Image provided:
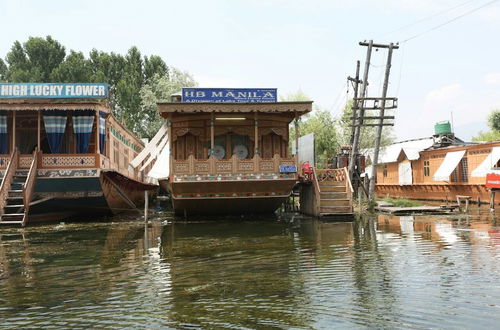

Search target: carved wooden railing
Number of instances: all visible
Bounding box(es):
[0,148,19,217]
[172,154,297,175]
[39,153,98,168]
[22,148,39,226]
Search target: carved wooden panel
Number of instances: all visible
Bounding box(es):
[41,155,96,168]
[186,134,195,157]
[262,134,272,158]
[19,156,33,169]
[259,161,274,172]
[272,134,281,157]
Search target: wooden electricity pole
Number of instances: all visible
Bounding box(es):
[348,60,361,145]
[348,40,373,179]
[369,43,396,199]
[347,40,399,201]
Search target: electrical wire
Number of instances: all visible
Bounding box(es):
[400,0,500,43]
[376,0,479,39]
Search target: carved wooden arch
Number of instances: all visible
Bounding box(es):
[260,128,288,141]
[172,127,204,141]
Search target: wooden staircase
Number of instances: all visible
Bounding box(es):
[313,167,354,217]
[0,149,39,226]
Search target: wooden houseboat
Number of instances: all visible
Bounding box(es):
[156,88,312,215]
[371,128,500,204]
[0,83,156,226]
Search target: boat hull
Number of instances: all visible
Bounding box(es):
[376,183,496,203]
[162,175,297,215]
[26,169,150,222]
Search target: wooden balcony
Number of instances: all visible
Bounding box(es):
[172,154,297,176]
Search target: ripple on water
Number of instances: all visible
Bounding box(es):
[1,215,500,328]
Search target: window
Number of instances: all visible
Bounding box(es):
[460,157,468,182]
[423,160,430,177]
[383,164,388,178]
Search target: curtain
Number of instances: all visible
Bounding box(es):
[99,112,106,154]
[43,110,68,154]
[0,111,8,154]
[73,110,95,154]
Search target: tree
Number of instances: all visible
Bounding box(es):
[472,109,500,142]
[6,36,65,82]
[50,51,92,82]
[139,69,197,138]
[0,59,6,81]
[488,110,500,131]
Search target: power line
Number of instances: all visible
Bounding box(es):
[376,0,479,38]
[400,0,500,43]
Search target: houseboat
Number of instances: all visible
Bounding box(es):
[0,83,156,226]
[369,122,500,204]
[156,88,312,215]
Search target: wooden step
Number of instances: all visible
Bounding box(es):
[320,205,353,214]
[2,213,24,216]
[320,192,347,199]
[319,185,345,192]
[9,190,23,193]
[5,204,25,208]
[0,220,23,225]
[320,199,351,206]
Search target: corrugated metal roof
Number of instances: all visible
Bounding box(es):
[362,138,435,164]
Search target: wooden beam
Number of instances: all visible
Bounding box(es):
[37,111,41,151]
[95,111,100,154]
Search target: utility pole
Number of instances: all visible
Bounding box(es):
[348,60,361,145]
[347,40,399,201]
[348,40,373,179]
[369,43,396,200]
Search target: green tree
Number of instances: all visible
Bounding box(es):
[50,51,92,82]
[488,110,500,131]
[472,109,500,142]
[6,36,65,82]
[0,58,6,81]
[139,69,197,138]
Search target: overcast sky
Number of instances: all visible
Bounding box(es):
[1,0,499,141]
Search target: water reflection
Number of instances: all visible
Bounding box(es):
[0,210,499,328]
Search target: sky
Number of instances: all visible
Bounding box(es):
[1,0,499,141]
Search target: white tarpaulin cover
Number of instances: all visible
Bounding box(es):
[398,161,412,185]
[471,146,500,177]
[147,144,170,180]
[433,150,465,181]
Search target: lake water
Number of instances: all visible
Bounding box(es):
[1,209,499,328]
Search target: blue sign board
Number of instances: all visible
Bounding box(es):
[279,165,297,173]
[182,88,277,103]
[0,83,109,99]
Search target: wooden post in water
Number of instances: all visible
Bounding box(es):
[490,190,496,212]
[144,190,149,222]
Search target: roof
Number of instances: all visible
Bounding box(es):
[157,101,313,116]
[0,101,111,113]
[363,137,435,164]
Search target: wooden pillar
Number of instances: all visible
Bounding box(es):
[167,120,172,175]
[294,112,299,159]
[95,111,100,154]
[37,110,41,151]
[12,111,16,152]
[254,112,259,156]
[210,113,215,156]
[490,190,496,211]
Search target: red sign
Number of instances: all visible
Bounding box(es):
[486,172,500,188]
